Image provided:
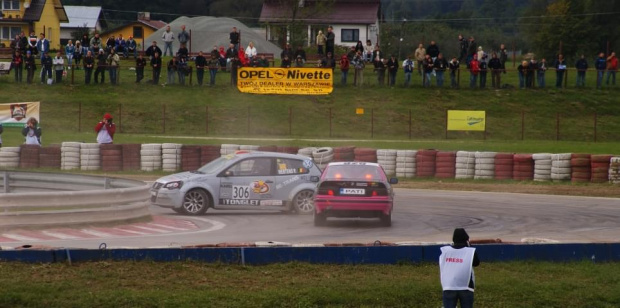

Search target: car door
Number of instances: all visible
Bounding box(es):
[273,157,312,203]
[217,157,276,208]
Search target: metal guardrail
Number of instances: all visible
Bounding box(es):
[0,171,151,229]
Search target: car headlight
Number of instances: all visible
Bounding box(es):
[163,181,183,189]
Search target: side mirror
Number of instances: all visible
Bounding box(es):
[310,176,320,183]
[389,178,398,184]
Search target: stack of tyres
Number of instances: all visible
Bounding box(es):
[39,146,61,169]
[312,147,334,170]
[416,150,438,177]
[376,149,397,176]
[396,150,417,178]
[121,144,141,171]
[220,144,240,156]
[61,142,80,170]
[240,145,260,151]
[354,148,377,162]
[570,154,591,183]
[19,144,40,169]
[277,146,299,155]
[100,144,123,172]
[494,153,514,180]
[532,153,552,181]
[513,154,534,180]
[455,151,475,179]
[257,145,277,152]
[435,151,456,179]
[140,143,162,171]
[181,145,202,171]
[200,145,221,165]
[0,147,20,168]
[591,155,612,183]
[551,153,572,181]
[162,143,182,172]
[609,157,620,184]
[297,147,316,159]
[80,143,101,171]
[333,146,355,162]
[474,152,496,180]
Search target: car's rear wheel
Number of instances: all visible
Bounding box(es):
[181,189,209,215]
[314,212,326,226]
[380,211,392,227]
[293,190,314,214]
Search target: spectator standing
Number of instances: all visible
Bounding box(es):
[135,53,146,83]
[245,42,257,63]
[74,41,83,69]
[479,54,488,88]
[19,32,28,54]
[94,49,106,84]
[22,117,42,145]
[177,55,188,86]
[422,54,434,87]
[427,41,440,62]
[281,44,294,61]
[466,37,477,66]
[162,26,175,57]
[145,41,162,60]
[449,58,460,88]
[95,113,116,144]
[207,52,219,86]
[127,36,137,59]
[230,55,241,86]
[316,30,326,55]
[355,41,364,54]
[230,27,240,50]
[575,54,589,87]
[195,51,206,86]
[595,52,606,89]
[364,40,373,62]
[12,50,23,83]
[24,51,36,84]
[458,34,468,62]
[37,33,50,79]
[90,33,102,54]
[178,25,190,48]
[10,34,21,53]
[439,228,480,308]
[476,46,485,64]
[518,60,528,89]
[294,46,306,64]
[488,52,502,89]
[469,54,480,89]
[325,26,335,55]
[555,54,567,88]
[527,57,537,88]
[40,51,53,85]
[537,58,547,88]
[387,55,398,87]
[434,53,448,87]
[281,55,291,68]
[353,52,365,86]
[225,44,238,72]
[339,55,350,85]
[65,40,75,69]
[27,31,38,55]
[414,44,426,76]
[81,33,90,56]
[607,52,618,86]
[375,58,386,86]
[372,45,384,68]
[219,46,227,69]
[116,34,127,58]
[151,52,162,84]
[177,43,189,61]
[52,51,64,83]
[105,35,115,53]
[167,56,177,85]
[402,55,414,87]
[107,49,120,85]
[499,44,508,73]
[83,50,94,84]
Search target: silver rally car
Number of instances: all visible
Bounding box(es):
[151,151,322,215]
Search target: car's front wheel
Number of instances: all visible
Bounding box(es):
[292,190,314,214]
[180,189,209,215]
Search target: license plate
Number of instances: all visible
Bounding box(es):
[340,188,365,195]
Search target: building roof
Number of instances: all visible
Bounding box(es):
[100,19,167,36]
[23,0,69,23]
[62,6,103,29]
[259,0,380,25]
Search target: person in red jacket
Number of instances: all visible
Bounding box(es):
[607,51,618,86]
[469,54,480,89]
[339,55,350,85]
[95,113,116,144]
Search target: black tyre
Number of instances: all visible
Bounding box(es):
[314,212,327,226]
[180,189,209,215]
[292,190,314,214]
[379,211,392,227]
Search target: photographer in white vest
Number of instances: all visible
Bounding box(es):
[439,228,480,308]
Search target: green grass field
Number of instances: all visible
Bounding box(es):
[0,261,617,307]
[1,58,619,155]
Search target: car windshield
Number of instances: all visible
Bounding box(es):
[197,157,231,174]
[323,165,384,181]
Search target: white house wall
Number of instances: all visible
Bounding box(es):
[331,24,379,47]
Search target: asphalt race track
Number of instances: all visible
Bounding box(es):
[3,189,619,249]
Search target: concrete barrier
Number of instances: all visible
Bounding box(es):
[0,171,151,229]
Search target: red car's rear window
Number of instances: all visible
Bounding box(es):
[323,165,385,181]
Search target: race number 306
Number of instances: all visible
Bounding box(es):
[232,186,250,199]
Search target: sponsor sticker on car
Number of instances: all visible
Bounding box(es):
[340,188,365,195]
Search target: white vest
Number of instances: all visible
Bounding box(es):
[96,125,113,144]
[25,128,40,145]
[439,246,476,292]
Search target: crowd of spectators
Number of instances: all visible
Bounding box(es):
[6,27,619,89]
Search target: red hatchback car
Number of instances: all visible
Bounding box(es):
[313,162,398,226]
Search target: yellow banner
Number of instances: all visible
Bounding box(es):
[447,110,486,131]
[237,67,333,95]
[0,102,40,127]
